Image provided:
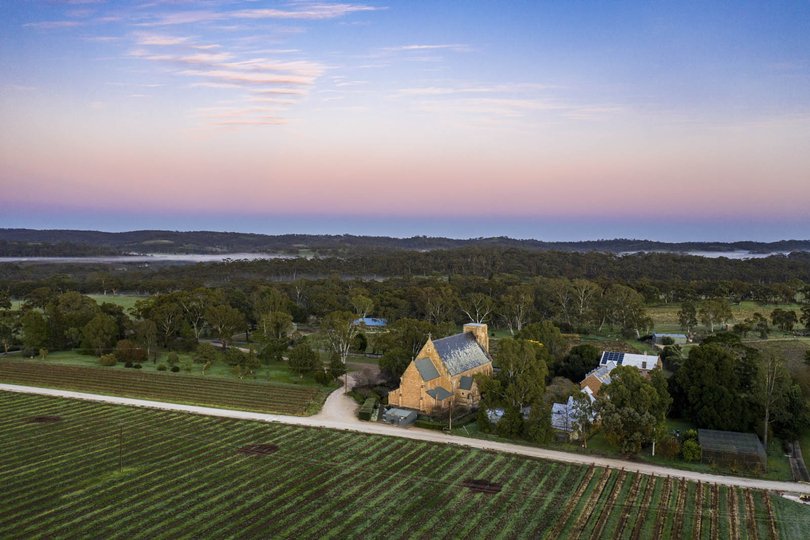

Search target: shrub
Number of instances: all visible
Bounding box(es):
[682,439,702,462]
[683,429,699,442]
[157,363,168,371]
[133,363,142,369]
[167,351,179,366]
[114,339,146,365]
[313,369,333,385]
[124,361,134,368]
[99,354,117,367]
[657,436,682,459]
[181,358,193,372]
[358,397,376,421]
[170,365,180,373]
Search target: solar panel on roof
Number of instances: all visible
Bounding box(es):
[602,351,625,365]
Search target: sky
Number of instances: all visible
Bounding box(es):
[1,1,809,242]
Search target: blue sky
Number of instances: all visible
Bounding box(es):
[1,1,809,241]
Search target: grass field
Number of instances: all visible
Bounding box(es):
[28,349,328,387]
[647,302,803,333]
[87,294,147,311]
[2,392,807,539]
[0,359,326,416]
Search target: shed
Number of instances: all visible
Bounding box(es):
[383,408,417,427]
[698,429,767,472]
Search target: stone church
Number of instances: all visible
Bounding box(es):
[387,323,493,414]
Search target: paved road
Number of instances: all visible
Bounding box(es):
[3,382,810,496]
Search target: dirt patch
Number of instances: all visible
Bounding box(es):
[237,443,279,456]
[462,479,502,494]
[27,415,62,424]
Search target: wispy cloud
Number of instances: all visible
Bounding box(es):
[23,20,82,30]
[383,44,471,53]
[397,81,622,124]
[142,3,382,26]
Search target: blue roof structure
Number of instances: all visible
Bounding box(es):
[353,317,388,327]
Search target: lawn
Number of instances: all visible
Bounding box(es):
[1,391,804,539]
[0,358,330,416]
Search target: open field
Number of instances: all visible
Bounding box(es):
[1,392,807,539]
[87,293,147,311]
[0,360,324,416]
[647,302,803,333]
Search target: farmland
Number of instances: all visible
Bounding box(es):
[0,360,323,416]
[2,392,808,539]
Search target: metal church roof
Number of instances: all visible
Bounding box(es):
[415,358,440,381]
[432,333,491,376]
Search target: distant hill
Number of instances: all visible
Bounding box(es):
[1,228,809,256]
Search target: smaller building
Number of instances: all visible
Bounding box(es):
[698,429,767,472]
[551,393,596,440]
[353,317,388,328]
[383,408,417,426]
[580,365,614,397]
[651,333,688,345]
[599,351,661,371]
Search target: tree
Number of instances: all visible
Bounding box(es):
[421,285,456,324]
[82,313,118,356]
[699,298,733,333]
[677,301,698,335]
[554,344,600,382]
[571,392,596,448]
[770,308,798,332]
[254,311,293,361]
[517,321,568,362]
[498,285,534,335]
[288,341,320,376]
[597,366,671,455]
[321,311,359,392]
[751,312,770,339]
[176,288,223,341]
[0,309,20,355]
[477,339,549,438]
[760,354,786,449]
[205,304,246,350]
[570,279,600,329]
[675,339,761,432]
[20,310,48,353]
[134,298,183,348]
[350,294,374,320]
[133,319,157,363]
[459,292,494,324]
[597,284,651,337]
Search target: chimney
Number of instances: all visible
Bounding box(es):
[463,323,489,353]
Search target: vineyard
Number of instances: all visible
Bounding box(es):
[0,360,322,415]
[2,392,808,539]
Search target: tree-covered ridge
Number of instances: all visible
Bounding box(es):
[2,228,809,255]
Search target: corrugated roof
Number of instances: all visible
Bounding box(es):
[427,386,453,401]
[415,358,440,381]
[459,375,473,391]
[432,332,491,376]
